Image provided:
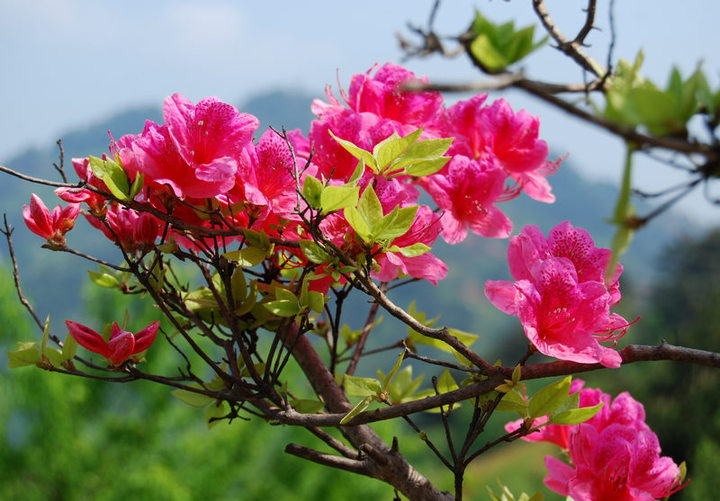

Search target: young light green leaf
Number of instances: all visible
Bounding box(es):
[328,130,378,172]
[61,331,78,362]
[374,205,418,242]
[301,175,323,208]
[344,375,382,397]
[386,242,431,257]
[381,352,406,391]
[205,401,228,429]
[320,185,360,213]
[241,228,271,250]
[7,342,42,368]
[339,396,373,425]
[495,389,528,415]
[264,300,300,317]
[436,369,459,394]
[373,128,423,171]
[223,247,266,267]
[290,398,326,414]
[171,388,215,408]
[528,376,572,418]
[549,402,604,425]
[43,347,64,367]
[88,270,120,288]
[299,239,332,264]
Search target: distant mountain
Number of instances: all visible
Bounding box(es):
[0,91,697,342]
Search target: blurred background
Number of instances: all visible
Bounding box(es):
[1,1,718,499]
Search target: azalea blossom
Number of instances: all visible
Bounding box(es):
[485,222,628,367]
[424,155,512,243]
[437,95,560,202]
[22,194,80,247]
[66,320,160,365]
[505,381,686,500]
[125,94,259,199]
[85,204,160,253]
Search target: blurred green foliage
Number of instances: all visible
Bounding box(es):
[0,272,401,500]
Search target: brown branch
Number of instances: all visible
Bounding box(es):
[285,444,369,476]
[345,284,385,377]
[270,342,720,428]
[2,215,43,330]
[573,0,598,46]
[284,324,453,500]
[531,0,604,76]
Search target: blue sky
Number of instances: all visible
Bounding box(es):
[2,0,719,224]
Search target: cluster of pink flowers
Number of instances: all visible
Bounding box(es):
[506,380,686,500]
[24,62,559,291]
[485,221,629,368]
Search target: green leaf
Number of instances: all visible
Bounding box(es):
[302,290,325,314]
[381,352,406,391]
[320,185,360,213]
[88,269,120,288]
[301,175,323,208]
[43,347,64,367]
[495,389,528,414]
[264,299,300,317]
[382,366,424,403]
[436,369,459,394]
[128,172,144,199]
[374,205,418,242]
[205,401,228,429]
[549,402,604,425]
[241,228,271,250]
[7,342,42,368]
[230,267,247,304]
[329,131,378,172]
[344,206,371,242]
[344,375,382,397]
[339,396,373,425]
[299,239,332,264]
[89,155,131,200]
[341,324,362,347]
[223,247,266,267]
[387,242,431,257]
[511,364,522,384]
[373,128,423,171]
[171,388,215,408]
[469,11,547,74]
[183,287,218,311]
[400,157,450,177]
[290,399,326,414]
[61,331,78,362]
[528,376,572,418]
[40,315,50,354]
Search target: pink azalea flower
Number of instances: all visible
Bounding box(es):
[86,204,160,253]
[235,129,299,218]
[65,320,160,365]
[424,155,512,243]
[439,96,559,202]
[545,424,684,500]
[505,382,686,500]
[22,194,80,247]
[485,222,629,367]
[345,63,444,126]
[129,94,259,199]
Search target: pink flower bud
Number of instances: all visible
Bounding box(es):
[65,320,160,366]
[22,194,80,247]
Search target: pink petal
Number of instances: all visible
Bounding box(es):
[108,330,135,365]
[133,321,160,354]
[65,320,110,358]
